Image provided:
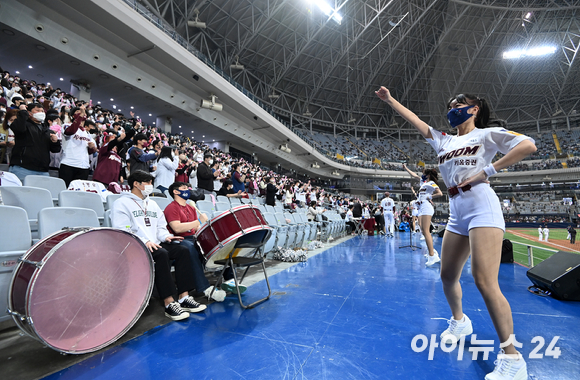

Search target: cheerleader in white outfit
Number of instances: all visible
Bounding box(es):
[377,87,536,380]
[406,167,443,266]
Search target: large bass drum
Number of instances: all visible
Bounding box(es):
[195,205,271,268]
[8,228,153,354]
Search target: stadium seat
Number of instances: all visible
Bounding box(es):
[38,207,100,239]
[58,191,105,224]
[275,212,296,248]
[23,175,66,205]
[0,186,53,237]
[229,197,242,205]
[217,195,230,204]
[104,209,112,227]
[264,212,287,250]
[215,201,231,212]
[285,212,306,248]
[0,205,32,323]
[150,196,172,211]
[105,193,123,210]
[196,200,215,214]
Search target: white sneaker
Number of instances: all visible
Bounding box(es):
[440,314,473,344]
[485,349,528,380]
[420,235,425,240]
[426,254,441,266]
[204,286,226,302]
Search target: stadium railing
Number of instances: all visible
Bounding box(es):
[511,241,559,267]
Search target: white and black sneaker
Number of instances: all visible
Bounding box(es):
[165,301,190,321]
[179,296,207,313]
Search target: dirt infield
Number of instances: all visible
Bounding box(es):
[506,229,579,253]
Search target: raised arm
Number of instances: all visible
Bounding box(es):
[402,163,420,180]
[375,86,432,139]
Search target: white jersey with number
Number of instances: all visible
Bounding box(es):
[381,197,395,213]
[418,181,438,202]
[427,127,533,188]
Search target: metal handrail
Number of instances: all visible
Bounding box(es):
[510,240,558,267]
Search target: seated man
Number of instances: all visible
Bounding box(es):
[217,179,247,198]
[112,170,206,321]
[163,181,231,301]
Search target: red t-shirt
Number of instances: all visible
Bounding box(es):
[163,201,198,237]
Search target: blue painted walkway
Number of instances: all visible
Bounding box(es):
[46,233,580,380]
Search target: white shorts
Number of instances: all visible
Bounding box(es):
[417,201,434,217]
[446,183,504,236]
[412,209,419,217]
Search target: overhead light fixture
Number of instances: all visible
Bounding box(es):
[230,55,244,70]
[279,144,291,153]
[502,45,557,59]
[311,162,320,169]
[187,9,206,29]
[303,109,312,117]
[348,117,356,123]
[332,170,340,176]
[268,92,280,99]
[311,0,342,24]
[200,94,223,111]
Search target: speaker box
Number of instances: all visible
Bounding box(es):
[526,251,580,301]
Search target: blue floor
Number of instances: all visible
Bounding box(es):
[46,233,580,380]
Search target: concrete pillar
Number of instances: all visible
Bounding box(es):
[69,84,90,102]
[156,116,171,133]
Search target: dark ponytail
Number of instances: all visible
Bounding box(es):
[447,94,506,129]
[424,168,438,183]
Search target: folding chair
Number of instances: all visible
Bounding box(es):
[352,218,366,236]
[209,229,272,309]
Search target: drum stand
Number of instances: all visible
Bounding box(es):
[210,231,272,309]
[399,230,420,250]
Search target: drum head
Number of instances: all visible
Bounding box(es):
[27,229,153,354]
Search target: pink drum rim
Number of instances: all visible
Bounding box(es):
[195,204,261,238]
[204,225,272,260]
[8,229,77,325]
[12,228,154,354]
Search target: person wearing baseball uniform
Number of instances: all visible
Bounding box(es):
[377,86,536,380]
[380,192,396,237]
